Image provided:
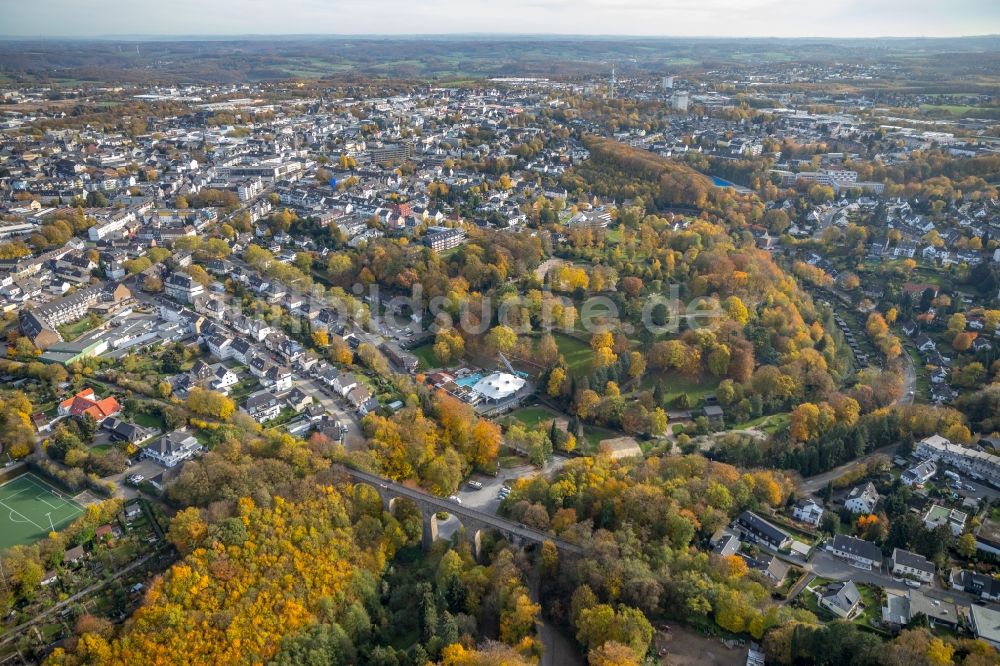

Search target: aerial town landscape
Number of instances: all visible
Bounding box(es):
[1,3,1000,665]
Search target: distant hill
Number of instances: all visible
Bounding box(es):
[2,35,1000,85]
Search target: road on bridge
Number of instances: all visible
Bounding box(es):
[338,466,584,555]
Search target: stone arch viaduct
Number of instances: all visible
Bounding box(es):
[339,466,584,559]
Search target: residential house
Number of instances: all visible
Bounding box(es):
[211,365,239,393]
[741,553,790,585]
[891,548,935,583]
[819,580,863,619]
[163,272,205,304]
[951,570,1000,602]
[829,534,882,570]
[969,605,1000,649]
[243,390,282,423]
[58,387,121,422]
[883,590,957,629]
[265,365,293,392]
[792,498,824,527]
[100,418,150,444]
[346,386,371,411]
[915,334,937,353]
[285,387,313,412]
[230,338,253,365]
[206,333,234,361]
[711,532,740,557]
[901,460,937,487]
[735,511,791,550]
[143,429,201,467]
[333,372,358,397]
[923,504,967,536]
[358,395,380,417]
[64,545,86,565]
[844,482,880,514]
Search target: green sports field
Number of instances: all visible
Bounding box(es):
[0,474,85,550]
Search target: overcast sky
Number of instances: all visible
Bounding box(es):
[2,0,999,38]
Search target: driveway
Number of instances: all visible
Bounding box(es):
[108,458,166,500]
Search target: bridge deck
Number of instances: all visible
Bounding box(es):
[341,467,584,555]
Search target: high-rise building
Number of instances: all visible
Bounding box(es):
[661,76,674,90]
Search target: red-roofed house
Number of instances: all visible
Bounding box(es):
[58,388,121,422]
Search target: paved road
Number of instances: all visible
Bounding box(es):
[798,443,900,495]
[809,550,909,593]
[805,550,988,608]
[339,466,584,554]
[811,206,839,240]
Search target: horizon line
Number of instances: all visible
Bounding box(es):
[1,32,999,41]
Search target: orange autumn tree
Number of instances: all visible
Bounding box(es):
[47,487,402,666]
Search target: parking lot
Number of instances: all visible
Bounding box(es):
[108,458,169,500]
[437,454,572,539]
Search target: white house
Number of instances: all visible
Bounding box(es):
[211,366,239,393]
[333,372,358,397]
[829,534,882,570]
[901,460,937,487]
[206,333,234,361]
[143,429,201,468]
[844,482,880,514]
[923,504,967,536]
[891,548,935,584]
[265,365,293,392]
[243,390,282,423]
[792,498,824,527]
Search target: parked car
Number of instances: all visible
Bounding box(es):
[448,495,462,504]
[467,480,483,490]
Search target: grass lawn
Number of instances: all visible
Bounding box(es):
[227,377,262,403]
[854,584,880,626]
[411,343,439,371]
[640,371,720,408]
[131,411,166,431]
[56,314,104,342]
[580,425,622,453]
[553,333,593,377]
[498,447,531,468]
[801,579,880,626]
[509,405,563,429]
[90,444,114,454]
[908,347,930,399]
[730,412,789,434]
[919,103,981,116]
